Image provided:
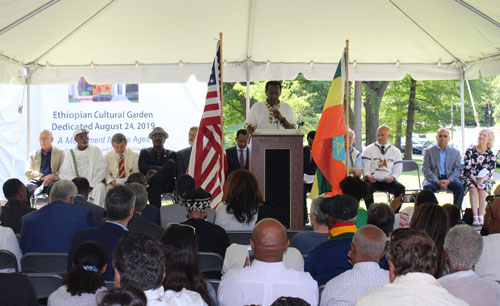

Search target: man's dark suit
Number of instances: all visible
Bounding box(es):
[20,201,94,253]
[0,273,38,306]
[68,221,129,281]
[0,200,36,233]
[176,146,192,179]
[128,213,163,239]
[139,147,176,207]
[74,194,106,225]
[303,146,317,224]
[226,146,249,177]
[142,204,161,225]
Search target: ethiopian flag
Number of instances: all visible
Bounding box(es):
[310,50,347,197]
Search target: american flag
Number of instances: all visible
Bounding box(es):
[187,41,227,206]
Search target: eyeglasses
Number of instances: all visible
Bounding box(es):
[165,223,196,234]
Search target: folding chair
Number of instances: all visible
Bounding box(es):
[198,252,224,275]
[24,273,63,299]
[21,252,68,274]
[0,249,18,272]
[226,231,252,245]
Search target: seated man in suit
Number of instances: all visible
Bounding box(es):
[126,182,163,239]
[72,177,106,225]
[25,129,65,198]
[1,179,35,233]
[139,127,176,208]
[105,133,139,190]
[176,126,198,179]
[226,129,249,177]
[68,184,135,281]
[20,179,94,253]
[126,173,161,225]
[422,128,464,209]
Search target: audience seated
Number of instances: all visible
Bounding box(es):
[305,195,358,285]
[48,241,108,306]
[20,179,94,253]
[216,170,261,231]
[438,225,500,306]
[160,224,216,306]
[290,196,329,255]
[222,243,304,274]
[104,133,139,190]
[113,233,207,305]
[97,286,147,306]
[181,188,229,261]
[356,228,467,306]
[442,203,461,228]
[1,178,35,233]
[126,182,163,239]
[321,225,389,306]
[0,225,21,272]
[0,272,38,306]
[218,218,318,306]
[271,296,310,306]
[339,176,370,228]
[68,185,135,281]
[410,203,449,278]
[126,173,160,225]
[393,189,438,230]
[366,203,394,238]
[475,194,500,281]
[72,177,106,225]
[160,174,215,227]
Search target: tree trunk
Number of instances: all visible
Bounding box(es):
[354,81,363,151]
[395,119,402,149]
[363,81,390,145]
[404,78,417,160]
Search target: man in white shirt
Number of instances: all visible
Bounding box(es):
[60,129,107,206]
[475,195,500,281]
[439,224,500,305]
[245,81,297,134]
[362,125,405,209]
[218,218,318,306]
[321,225,389,306]
[113,233,207,306]
[105,133,139,189]
[356,229,467,306]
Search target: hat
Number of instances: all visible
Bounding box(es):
[182,188,212,212]
[320,195,358,221]
[73,128,89,137]
[148,127,169,139]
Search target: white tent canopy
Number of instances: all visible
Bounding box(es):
[1,0,500,85]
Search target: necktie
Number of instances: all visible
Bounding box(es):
[118,155,126,178]
[239,149,245,168]
[381,146,385,154]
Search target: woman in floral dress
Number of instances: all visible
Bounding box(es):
[461,128,496,225]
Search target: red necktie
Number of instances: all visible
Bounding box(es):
[118,155,126,178]
[239,149,245,168]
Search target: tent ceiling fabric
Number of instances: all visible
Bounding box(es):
[1,0,500,84]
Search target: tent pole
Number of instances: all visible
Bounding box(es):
[460,67,465,154]
[246,59,250,117]
[27,69,31,159]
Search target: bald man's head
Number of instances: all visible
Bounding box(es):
[250,218,289,263]
[377,125,391,145]
[351,225,387,264]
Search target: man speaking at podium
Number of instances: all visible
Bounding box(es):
[245,81,297,134]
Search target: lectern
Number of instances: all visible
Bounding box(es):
[249,130,304,230]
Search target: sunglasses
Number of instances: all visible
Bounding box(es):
[165,223,196,234]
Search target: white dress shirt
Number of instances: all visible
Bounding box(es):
[0,225,21,272]
[356,272,468,306]
[218,259,318,306]
[475,233,500,281]
[144,287,207,306]
[245,101,297,130]
[321,262,389,306]
[439,269,500,306]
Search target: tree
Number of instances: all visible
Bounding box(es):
[363,81,389,145]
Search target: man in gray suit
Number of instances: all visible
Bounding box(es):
[422,128,464,208]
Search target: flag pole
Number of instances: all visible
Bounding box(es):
[219,32,226,168]
[345,39,350,178]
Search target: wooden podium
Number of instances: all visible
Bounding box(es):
[249,130,304,230]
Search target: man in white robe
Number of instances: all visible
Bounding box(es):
[60,129,107,206]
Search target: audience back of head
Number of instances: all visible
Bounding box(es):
[113,233,165,291]
[352,225,387,262]
[64,241,107,295]
[125,173,148,187]
[98,286,147,306]
[415,189,438,206]
[251,218,288,263]
[388,228,438,278]
[320,195,358,226]
[175,174,195,199]
[339,176,370,203]
[367,203,395,237]
[105,185,135,221]
[442,204,461,228]
[224,169,262,224]
[72,177,91,195]
[2,178,25,200]
[125,182,148,212]
[444,224,483,271]
[160,224,212,305]
[310,196,328,227]
[49,179,77,203]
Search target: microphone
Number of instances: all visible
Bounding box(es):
[272,105,279,129]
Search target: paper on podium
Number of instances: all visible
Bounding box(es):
[253,129,302,135]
